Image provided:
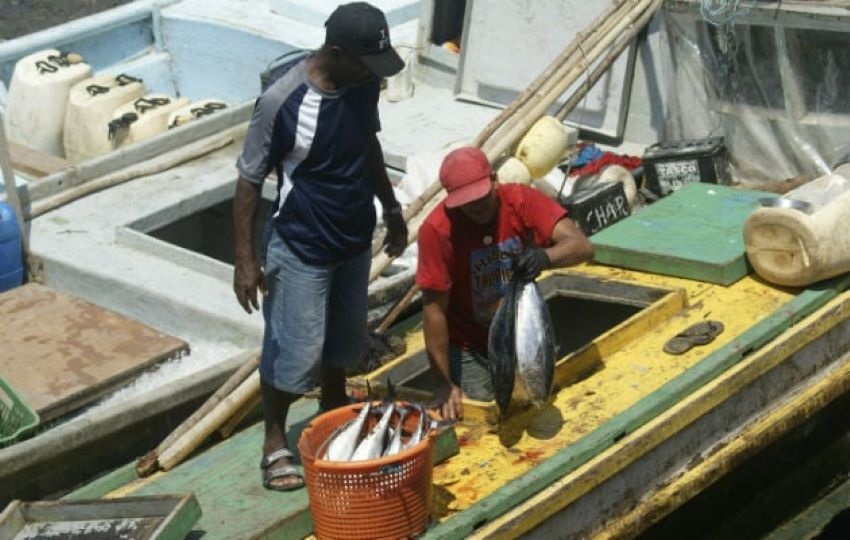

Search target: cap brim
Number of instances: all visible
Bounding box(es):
[360,48,405,78]
[445,177,492,209]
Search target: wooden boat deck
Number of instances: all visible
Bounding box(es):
[66,263,850,539]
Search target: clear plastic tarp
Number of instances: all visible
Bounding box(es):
[660,0,850,184]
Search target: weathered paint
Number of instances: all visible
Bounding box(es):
[423,272,848,538]
[474,280,850,539]
[598,333,850,539]
[766,477,850,540]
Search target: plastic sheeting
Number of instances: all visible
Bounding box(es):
[660,1,850,183]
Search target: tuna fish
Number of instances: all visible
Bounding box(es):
[324,400,372,461]
[351,401,396,461]
[488,273,521,416]
[513,278,555,407]
[488,267,556,416]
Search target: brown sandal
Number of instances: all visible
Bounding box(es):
[663,320,725,355]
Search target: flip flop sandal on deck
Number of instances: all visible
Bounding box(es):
[663,320,725,355]
[260,447,305,492]
[262,464,305,492]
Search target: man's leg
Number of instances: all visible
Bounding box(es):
[322,248,370,407]
[258,232,330,489]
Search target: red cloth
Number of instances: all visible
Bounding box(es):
[571,151,642,177]
[416,184,567,355]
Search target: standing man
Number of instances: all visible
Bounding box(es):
[416,147,594,421]
[233,2,407,491]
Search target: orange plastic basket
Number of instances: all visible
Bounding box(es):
[298,402,435,540]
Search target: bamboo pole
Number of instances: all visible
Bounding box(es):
[555,0,661,121]
[158,370,261,471]
[481,0,657,163]
[479,0,646,159]
[136,352,260,476]
[0,111,28,255]
[218,392,262,439]
[473,0,629,150]
[29,130,235,219]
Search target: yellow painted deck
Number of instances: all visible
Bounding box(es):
[372,264,793,522]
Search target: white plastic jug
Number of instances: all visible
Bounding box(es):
[108,94,190,149]
[744,164,850,287]
[166,99,228,129]
[5,49,92,157]
[64,74,145,161]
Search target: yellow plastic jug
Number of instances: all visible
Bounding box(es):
[514,116,569,178]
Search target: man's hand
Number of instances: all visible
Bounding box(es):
[515,247,550,282]
[434,382,464,421]
[233,257,267,314]
[384,212,408,257]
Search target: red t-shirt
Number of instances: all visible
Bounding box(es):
[416,184,567,355]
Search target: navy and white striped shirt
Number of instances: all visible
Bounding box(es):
[236,59,380,265]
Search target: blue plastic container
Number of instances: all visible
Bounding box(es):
[0,201,24,292]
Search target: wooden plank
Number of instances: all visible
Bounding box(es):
[422,275,850,539]
[8,141,71,178]
[766,477,850,540]
[0,495,200,540]
[0,283,188,422]
[592,184,774,285]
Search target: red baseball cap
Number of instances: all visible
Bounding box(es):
[439,147,493,208]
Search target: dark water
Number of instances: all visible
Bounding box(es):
[0,0,132,40]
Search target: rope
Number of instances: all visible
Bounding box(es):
[700,0,747,26]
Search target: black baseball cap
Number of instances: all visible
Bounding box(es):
[325,2,405,78]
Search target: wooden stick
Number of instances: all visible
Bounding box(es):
[369,195,440,282]
[29,130,235,219]
[555,0,661,121]
[158,370,261,471]
[0,111,29,255]
[482,0,657,163]
[218,392,262,439]
[473,0,628,149]
[375,282,420,333]
[479,0,644,159]
[136,352,260,476]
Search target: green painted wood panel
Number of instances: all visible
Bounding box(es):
[765,477,850,540]
[130,398,317,540]
[592,184,775,285]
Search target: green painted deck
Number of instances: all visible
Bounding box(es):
[766,477,850,540]
[592,183,774,285]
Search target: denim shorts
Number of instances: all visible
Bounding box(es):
[449,346,495,402]
[259,228,370,395]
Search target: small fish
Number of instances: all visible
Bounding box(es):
[325,400,372,461]
[403,403,428,450]
[383,408,408,456]
[351,401,395,461]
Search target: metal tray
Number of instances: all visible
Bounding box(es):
[0,494,200,540]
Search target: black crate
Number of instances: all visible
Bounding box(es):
[560,181,631,236]
[643,136,731,197]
